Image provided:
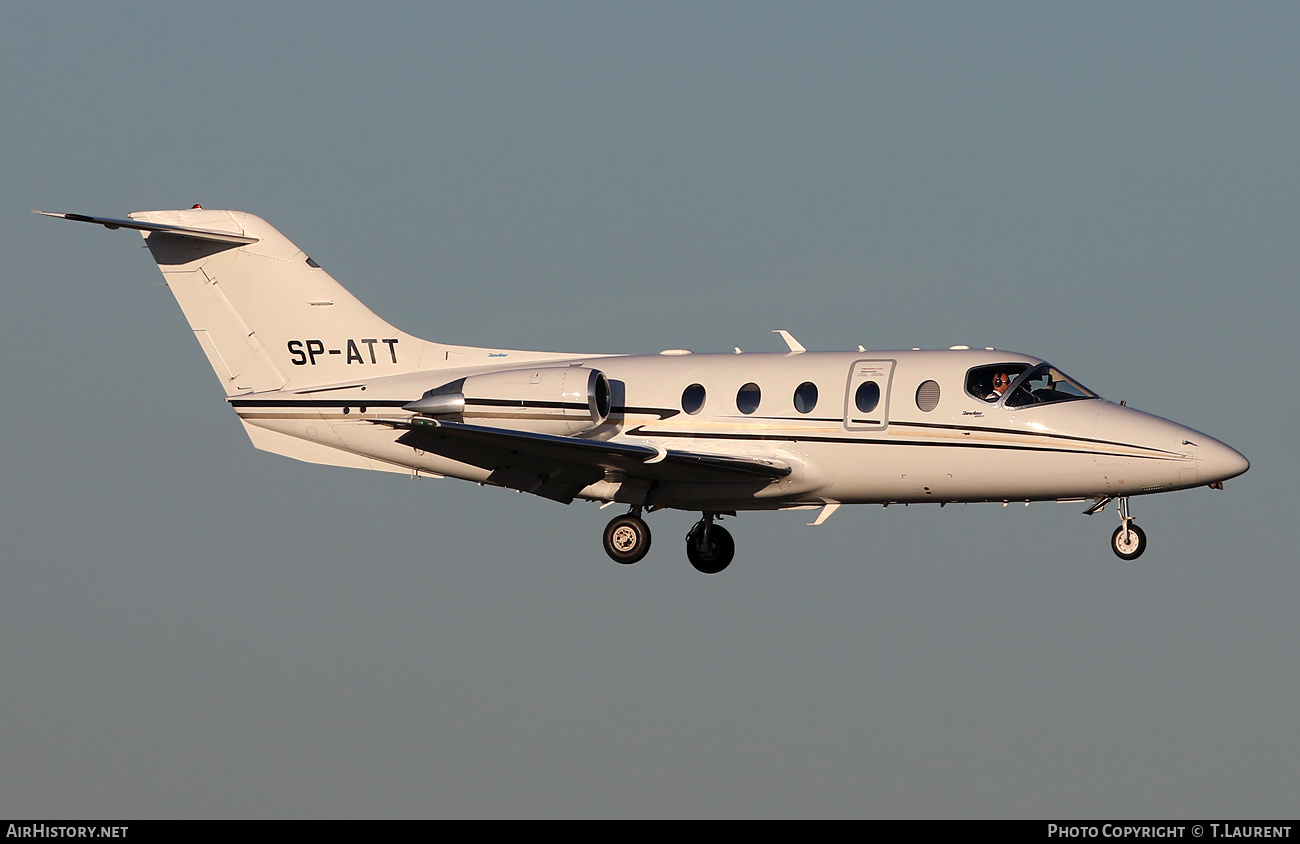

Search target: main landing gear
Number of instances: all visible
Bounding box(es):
[602,510,652,564]
[1088,495,1147,561]
[601,509,736,574]
[686,514,735,575]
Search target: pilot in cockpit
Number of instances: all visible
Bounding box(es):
[984,372,1011,402]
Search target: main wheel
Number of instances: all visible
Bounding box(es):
[1111,522,1147,561]
[686,523,735,574]
[603,515,651,564]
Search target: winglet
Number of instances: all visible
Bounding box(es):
[33,211,258,245]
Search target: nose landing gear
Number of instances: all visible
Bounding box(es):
[1110,496,1146,561]
[1086,495,1148,560]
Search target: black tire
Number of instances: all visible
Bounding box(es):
[686,523,735,574]
[1111,522,1147,561]
[603,515,651,564]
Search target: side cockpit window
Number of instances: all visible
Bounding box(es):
[966,363,1031,403]
[1005,364,1098,408]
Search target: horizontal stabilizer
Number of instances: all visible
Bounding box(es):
[33,211,258,245]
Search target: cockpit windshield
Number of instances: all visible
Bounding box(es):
[1004,364,1098,408]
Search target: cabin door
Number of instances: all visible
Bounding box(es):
[843,359,895,431]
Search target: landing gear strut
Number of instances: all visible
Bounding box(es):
[603,508,651,564]
[1110,496,1147,561]
[686,513,735,574]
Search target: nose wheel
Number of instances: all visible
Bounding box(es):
[1111,523,1147,560]
[1110,496,1147,561]
[603,511,651,564]
[686,514,735,574]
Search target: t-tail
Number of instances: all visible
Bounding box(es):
[36,208,579,396]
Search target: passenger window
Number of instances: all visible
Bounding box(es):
[855,381,880,413]
[737,383,761,414]
[794,382,818,414]
[682,383,706,415]
[916,380,940,412]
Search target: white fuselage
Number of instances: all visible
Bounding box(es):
[232,347,1247,512]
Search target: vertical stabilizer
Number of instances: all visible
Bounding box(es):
[39,207,597,396]
[130,209,435,395]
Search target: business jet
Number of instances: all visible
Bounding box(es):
[38,207,1249,573]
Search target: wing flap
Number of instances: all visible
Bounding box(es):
[393,424,606,503]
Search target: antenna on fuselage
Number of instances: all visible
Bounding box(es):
[772,329,805,354]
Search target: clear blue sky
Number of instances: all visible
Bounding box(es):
[2,2,1296,817]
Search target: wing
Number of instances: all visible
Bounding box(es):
[378,418,790,503]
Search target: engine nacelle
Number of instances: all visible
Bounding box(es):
[405,365,612,436]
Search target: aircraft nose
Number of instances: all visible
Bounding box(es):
[1197,437,1249,484]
